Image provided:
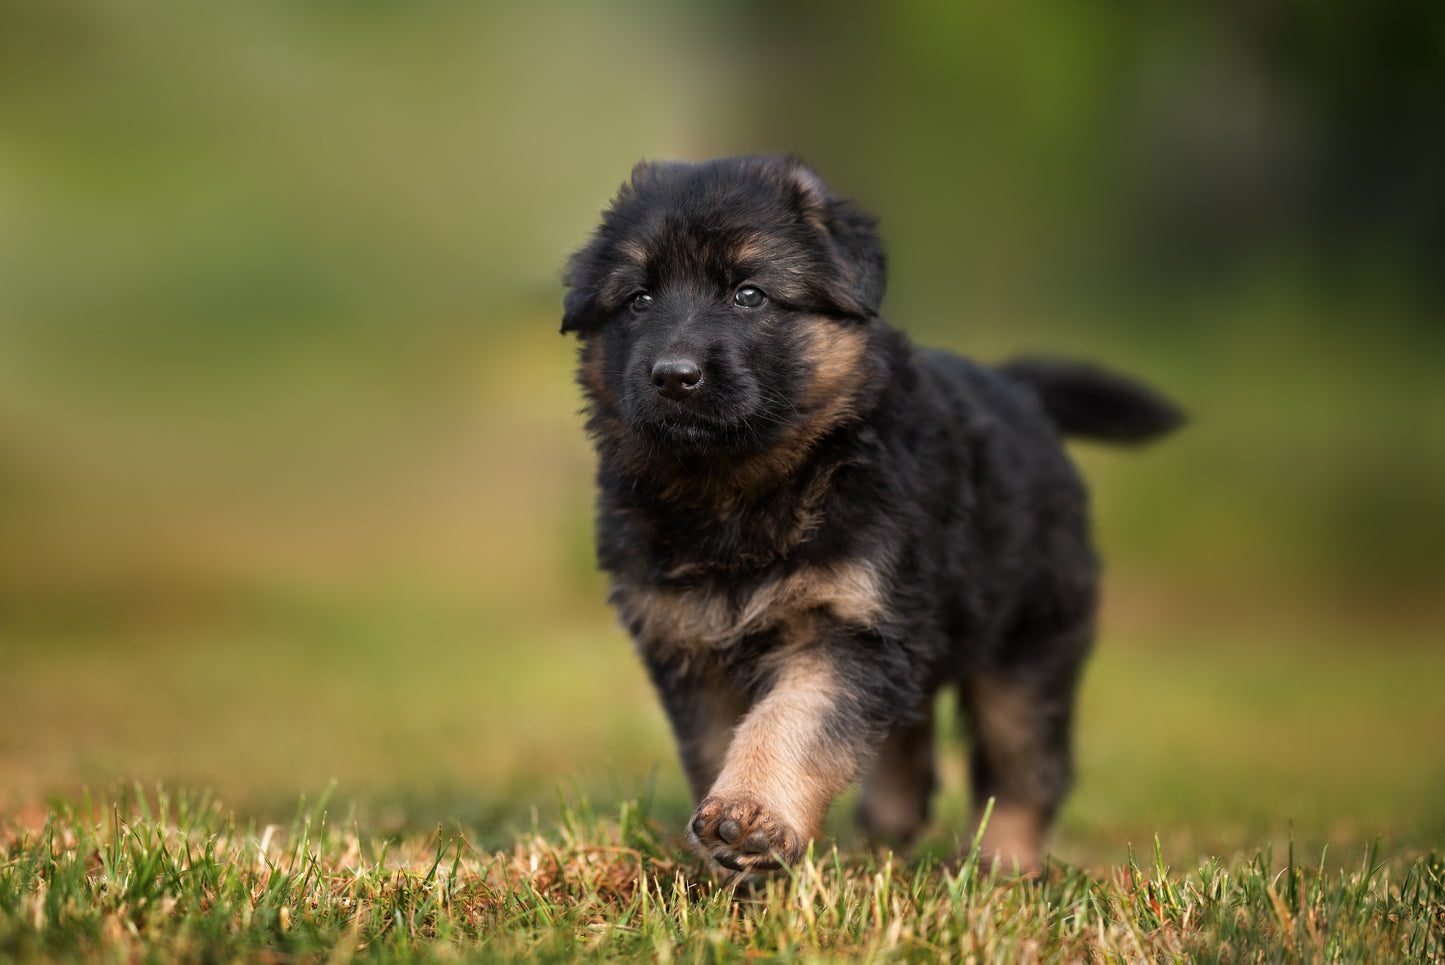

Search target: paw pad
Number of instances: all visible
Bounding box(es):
[690,797,804,872]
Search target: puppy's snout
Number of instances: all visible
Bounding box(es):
[651,355,703,400]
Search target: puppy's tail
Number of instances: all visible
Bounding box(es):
[1000,357,1185,444]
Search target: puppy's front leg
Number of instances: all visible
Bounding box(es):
[689,647,873,873]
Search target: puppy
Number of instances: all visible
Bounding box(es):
[561,156,1181,874]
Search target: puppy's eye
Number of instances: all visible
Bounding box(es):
[734,286,767,308]
[629,292,653,313]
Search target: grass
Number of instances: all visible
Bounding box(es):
[3,786,1441,964]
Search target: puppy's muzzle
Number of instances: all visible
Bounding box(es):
[651,355,703,400]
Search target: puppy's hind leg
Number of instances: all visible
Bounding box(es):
[856,700,936,847]
[959,655,1083,874]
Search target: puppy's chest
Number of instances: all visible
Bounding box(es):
[610,559,886,658]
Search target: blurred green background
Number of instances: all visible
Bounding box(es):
[2,1,1442,864]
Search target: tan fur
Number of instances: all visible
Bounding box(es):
[614,558,885,657]
[973,804,1047,874]
[730,235,791,266]
[615,238,649,264]
[775,318,871,458]
[715,317,872,492]
[727,236,816,302]
[802,318,870,409]
[964,674,1054,870]
[699,649,860,854]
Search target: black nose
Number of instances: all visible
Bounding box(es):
[651,356,702,399]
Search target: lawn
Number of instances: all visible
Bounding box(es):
[4,786,1442,963]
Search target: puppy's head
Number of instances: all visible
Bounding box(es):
[562,156,886,467]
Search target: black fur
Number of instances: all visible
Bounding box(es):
[1000,358,1186,443]
[562,155,1180,874]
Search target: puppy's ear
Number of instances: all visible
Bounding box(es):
[777,155,831,211]
[628,159,662,190]
[630,158,693,194]
[561,246,602,335]
[821,197,886,318]
[780,157,887,319]
[564,161,673,334]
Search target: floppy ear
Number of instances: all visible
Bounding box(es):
[560,245,603,335]
[779,157,887,319]
[628,158,668,190]
[821,197,887,318]
[562,162,672,335]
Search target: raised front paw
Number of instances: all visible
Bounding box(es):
[689,796,805,872]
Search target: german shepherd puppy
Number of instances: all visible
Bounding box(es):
[561,156,1181,874]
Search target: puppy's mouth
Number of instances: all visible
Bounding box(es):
[641,415,738,449]
[621,377,778,454]
[628,403,777,455]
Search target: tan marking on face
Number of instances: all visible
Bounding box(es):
[727,233,816,304]
[760,318,871,471]
[730,233,795,266]
[731,237,770,264]
[685,317,870,495]
[614,558,886,654]
[615,238,649,264]
[801,318,869,404]
[705,649,860,843]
